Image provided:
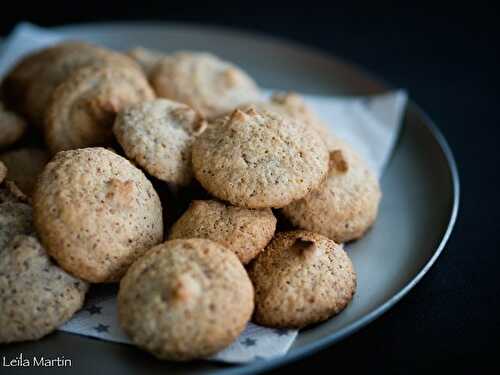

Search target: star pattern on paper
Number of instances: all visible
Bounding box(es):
[94,324,109,333]
[242,338,256,347]
[85,304,102,315]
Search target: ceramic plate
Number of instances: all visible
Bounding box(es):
[1,23,459,375]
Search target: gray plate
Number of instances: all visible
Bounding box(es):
[1,23,459,375]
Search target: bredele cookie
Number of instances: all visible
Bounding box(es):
[0,102,27,149]
[151,52,260,119]
[0,235,89,343]
[114,99,207,187]
[0,148,50,197]
[33,147,164,283]
[192,108,330,208]
[248,230,356,328]
[45,64,155,154]
[0,201,33,250]
[169,200,277,264]
[127,47,165,76]
[241,92,336,150]
[282,139,381,243]
[118,239,254,361]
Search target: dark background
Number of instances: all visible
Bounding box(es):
[1,2,499,374]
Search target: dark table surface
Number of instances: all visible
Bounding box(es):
[1,3,499,374]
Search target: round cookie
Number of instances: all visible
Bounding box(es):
[0,102,27,148]
[241,92,336,150]
[118,238,254,361]
[0,201,33,250]
[45,64,155,154]
[127,47,164,76]
[114,99,207,187]
[192,108,330,208]
[33,147,164,283]
[282,139,381,243]
[0,235,89,343]
[0,161,6,184]
[169,200,277,264]
[0,148,50,197]
[248,230,356,328]
[151,52,260,119]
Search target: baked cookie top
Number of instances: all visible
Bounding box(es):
[0,201,33,250]
[192,108,330,208]
[169,200,276,264]
[127,47,164,76]
[151,52,260,119]
[248,230,356,328]
[0,235,88,343]
[282,139,381,243]
[32,147,164,283]
[241,92,337,150]
[0,102,27,149]
[45,63,155,154]
[118,238,254,361]
[0,148,50,197]
[114,99,207,186]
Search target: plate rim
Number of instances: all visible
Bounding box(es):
[2,22,460,374]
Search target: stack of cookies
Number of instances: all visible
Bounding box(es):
[0,42,381,361]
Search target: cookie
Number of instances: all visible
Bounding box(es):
[248,230,356,328]
[169,200,277,264]
[0,148,50,197]
[0,201,33,250]
[45,64,155,154]
[0,161,5,184]
[192,108,330,208]
[240,92,336,150]
[128,47,164,76]
[151,52,260,119]
[0,181,29,204]
[0,235,89,343]
[282,139,381,243]
[114,99,206,186]
[33,147,164,283]
[0,102,27,148]
[118,238,254,361]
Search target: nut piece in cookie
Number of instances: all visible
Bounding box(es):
[282,138,381,243]
[248,230,356,328]
[33,147,164,283]
[114,99,206,187]
[0,101,27,149]
[0,148,50,197]
[118,238,254,361]
[151,52,260,119]
[45,64,155,154]
[169,200,276,264]
[0,235,88,343]
[192,108,329,208]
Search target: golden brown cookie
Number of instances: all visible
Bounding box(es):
[248,230,356,328]
[0,201,33,250]
[169,200,277,264]
[151,52,260,119]
[282,139,381,243]
[127,47,165,76]
[0,148,50,197]
[118,238,254,361]
[192,108,329,208]
[45,64,155,154]
[0,161,6,184]
[241,92,336,150]
[33,147,164,283]
[0,101,27,148]
[0,235,89,343]
[114,99,206,187]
